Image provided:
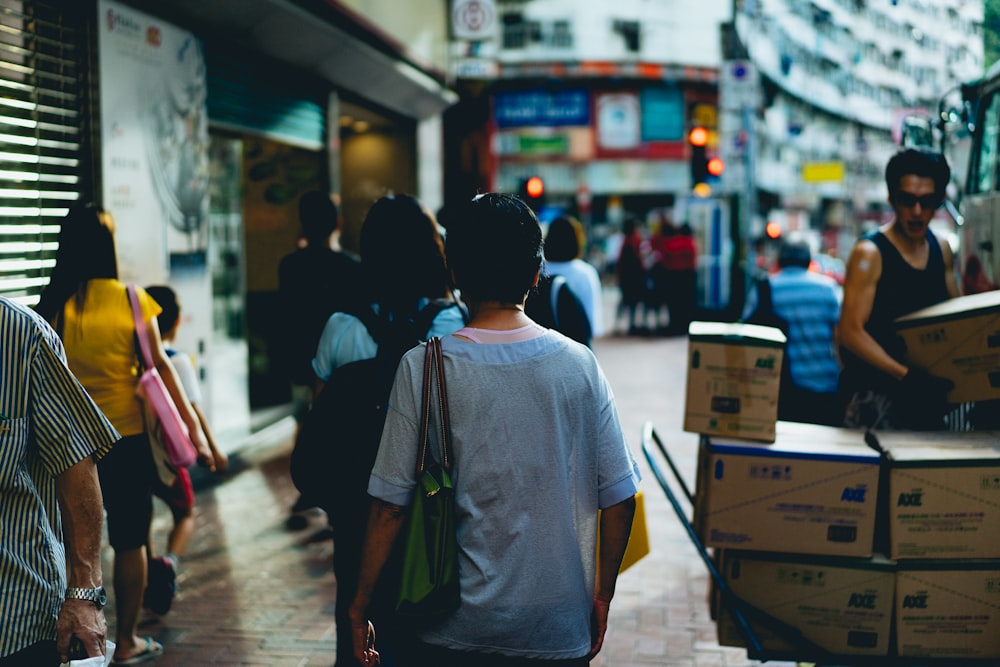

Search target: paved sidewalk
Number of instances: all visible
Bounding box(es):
[102,322,797,666]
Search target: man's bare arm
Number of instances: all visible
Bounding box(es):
[839,240,908,380]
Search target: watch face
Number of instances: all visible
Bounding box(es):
[96,587,108,608]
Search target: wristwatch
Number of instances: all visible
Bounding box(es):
[65,586,108,610]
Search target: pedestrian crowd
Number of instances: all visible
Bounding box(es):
[0,145,976,666]
[1,188,639,667]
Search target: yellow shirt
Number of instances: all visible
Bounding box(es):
[61,279,161,436]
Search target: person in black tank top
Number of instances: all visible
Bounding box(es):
[839,149,959,429]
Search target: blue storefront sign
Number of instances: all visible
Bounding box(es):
[494,89,590,128]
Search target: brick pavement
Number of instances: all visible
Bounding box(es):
[101,305,799,666]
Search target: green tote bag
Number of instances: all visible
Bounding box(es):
[394,337,460,620]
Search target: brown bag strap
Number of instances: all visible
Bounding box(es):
[417,337,452,474]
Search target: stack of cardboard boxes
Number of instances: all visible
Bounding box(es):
[682,297,1000,661]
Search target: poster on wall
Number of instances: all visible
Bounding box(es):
[98,0,209,280]
[99,1,215,421]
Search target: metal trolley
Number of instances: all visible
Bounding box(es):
[639,421,997,667]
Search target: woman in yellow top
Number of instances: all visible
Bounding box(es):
[36,205,212,666]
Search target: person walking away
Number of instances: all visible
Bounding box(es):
[142,284,229,616]
[743,239,842,425]
[838,148,958,430]
[662,223,698,335]
[543,214,605,339]
[348,192,640,667]
[646,215,675,333]
[616,216,651,334]
[0,298,120,667]
[524,273,592,346]
[35,205,213,665]
[310,194,466,667]
[278,191,363,528]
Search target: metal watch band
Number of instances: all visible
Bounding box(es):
[64,586,106,608]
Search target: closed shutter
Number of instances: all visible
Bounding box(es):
[0,0,89,305]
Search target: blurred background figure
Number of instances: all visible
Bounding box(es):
[278,190,362,529]
[743,238,842,425]
[661,223,698,336]
[543,214,605,339]
[143,284,228,617]
[646,214,674,333]
[962,255,996,295]
[615,216,651,335]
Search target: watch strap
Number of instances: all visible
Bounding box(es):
[65,586,106,607]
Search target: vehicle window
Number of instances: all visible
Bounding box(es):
[973,92,1000,194]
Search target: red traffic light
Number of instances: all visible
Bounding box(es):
[707,157,725,177]
[525,176,544,199]
[688,126,709,147]
[765,221,782,239]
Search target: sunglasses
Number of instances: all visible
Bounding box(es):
[894,192,941,210]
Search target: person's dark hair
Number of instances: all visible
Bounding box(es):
[445,193,543,304]
[777,239,812,269]
[544,215,583,262]
[145,285,180,335]
[359,194,451,310]
[36,204,119,325]
[885,148,951,203]
[299,190,338,244]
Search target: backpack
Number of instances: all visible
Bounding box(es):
[524,274,592,347]
[743,276,789,335]
[289,300,458,522]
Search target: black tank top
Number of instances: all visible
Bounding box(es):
[840,230,950,392]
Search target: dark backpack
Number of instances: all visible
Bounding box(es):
[524,274,592,347]
[744,276,789,335]
[289,300,459,521]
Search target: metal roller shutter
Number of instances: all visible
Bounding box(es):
[0,0,89,305]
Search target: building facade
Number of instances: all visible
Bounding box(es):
[731,0,984,254]
[447,0,732,222]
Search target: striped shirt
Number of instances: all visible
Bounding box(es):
[0,297,120,657]
[743,267,842,394]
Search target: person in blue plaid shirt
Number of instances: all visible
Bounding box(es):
[743,239,843,425]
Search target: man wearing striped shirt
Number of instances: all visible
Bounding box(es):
[0,298,120,666]
[743,239,843,425]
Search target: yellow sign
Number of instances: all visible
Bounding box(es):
[802,162,845,182]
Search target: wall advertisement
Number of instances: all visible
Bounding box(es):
[98,0,214,416]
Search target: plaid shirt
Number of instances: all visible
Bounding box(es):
[743,267,842,394]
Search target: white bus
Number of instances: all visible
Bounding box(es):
[906,60,1000,294]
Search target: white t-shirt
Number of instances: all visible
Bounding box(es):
[165,345,202,405]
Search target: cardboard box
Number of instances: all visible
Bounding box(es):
[871,430,1000,559]
[694,422,881,557]
[717,550,895,658]
[896,560,1000,659]
[684,321,785,442]
[895,290,1000,403]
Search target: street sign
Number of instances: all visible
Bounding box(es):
[802,161,845,183]
[719,60,761,111]
[452,0,496,41]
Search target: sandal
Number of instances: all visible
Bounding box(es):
[111,637,163,665]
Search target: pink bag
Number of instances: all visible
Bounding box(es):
[127,285,197,470]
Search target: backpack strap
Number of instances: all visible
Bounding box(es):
[548,275,566,330]
[352,305,383,344]
[757,276,773,313]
